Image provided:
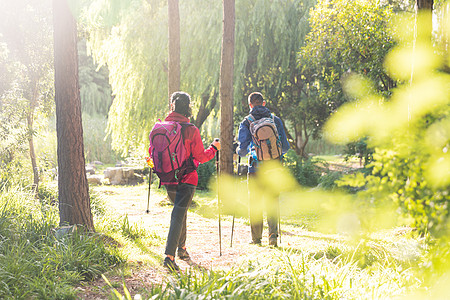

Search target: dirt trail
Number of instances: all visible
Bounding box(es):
[79,184,343,299]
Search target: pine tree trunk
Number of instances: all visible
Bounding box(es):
[53,0,94,230]
[168,0,180,106]
[219,0,235,175]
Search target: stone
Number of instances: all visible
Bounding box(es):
[103,167,144,185]
[87,175,103,185]
[86,165,96,175]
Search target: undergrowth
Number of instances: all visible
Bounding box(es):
[0,184,125,299]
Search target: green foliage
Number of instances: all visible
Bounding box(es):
[287,0,396,152]
[301,0,395,96]
[0,185,124,299]
[197,159,216,190]
[37,181,58,206]
[327,12,450,238]
[343,137,374,166]
[317,170,344,191]
[78,39,113,117]
[120,215,147,240]
[81,0,315,155]
[284,150,322,187]
[82,114,122,164]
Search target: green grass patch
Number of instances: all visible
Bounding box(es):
[0,185,125,299]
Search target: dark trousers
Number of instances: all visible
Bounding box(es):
[248,172,278,242]
[164,183,196,257]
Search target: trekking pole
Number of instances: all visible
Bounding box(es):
[230,155,240,247]
[145,157,154,214]
[215,141,222,256]
[278,196,281,244]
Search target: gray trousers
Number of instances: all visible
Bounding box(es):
[164,183,196,257]
[248,172,278,242]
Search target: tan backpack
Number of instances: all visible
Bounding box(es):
[247,113,282,161]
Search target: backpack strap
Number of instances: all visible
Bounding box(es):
[246,114,255,124]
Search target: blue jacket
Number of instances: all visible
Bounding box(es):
[236,105,290,173]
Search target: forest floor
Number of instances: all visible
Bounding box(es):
[77,182,362,299]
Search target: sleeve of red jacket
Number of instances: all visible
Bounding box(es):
[189,126,217,163]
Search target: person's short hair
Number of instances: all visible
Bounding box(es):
[170,91,191,117]
[248,92,264,106]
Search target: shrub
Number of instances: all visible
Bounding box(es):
[197,159,216,190]
[284,150,321,187]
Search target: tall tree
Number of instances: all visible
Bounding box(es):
[53,0,94,230]
[293,0,395,158]
[0,0,54,191]
[168,0,181,104]
[416,0,434,44]
[219,0,235,175]
[82,0,313,155]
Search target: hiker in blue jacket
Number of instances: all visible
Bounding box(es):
[236,92,290,247]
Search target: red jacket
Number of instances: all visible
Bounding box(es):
[149,111,217,186]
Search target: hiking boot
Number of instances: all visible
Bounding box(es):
[163,257,180,272]
[269,234,278,247]
[250,239,262,245]
[177,248,190,260]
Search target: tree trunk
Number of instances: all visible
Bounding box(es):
[416,0,434,36]
[53,0,94,230]
[168,0,180,106]
[219,0,235,176]
[27,78,39,195]
[295,119,309,160]
[27,113,39,193]
[416,0,433,10]
[192,90,217,129]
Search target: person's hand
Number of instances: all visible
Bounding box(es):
[212,138,221,151]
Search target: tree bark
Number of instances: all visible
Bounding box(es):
[27,78,39,195]
[416,0,434,41]
[219,0,235,175]
[168,0,180,106]
[416,0,433,10]
[53,0,94,230]
[295,119,309,160]
[27,113,39,193]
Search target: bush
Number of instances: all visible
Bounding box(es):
[284,150,321,187]
[197,159,216,190]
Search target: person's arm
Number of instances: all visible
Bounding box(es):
[189,126,217,163]
[236,120,251,157]
[275,117,290,154]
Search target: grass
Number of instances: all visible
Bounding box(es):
[0,184,126,299]
[106,244,421,299]
[0,176,437,299]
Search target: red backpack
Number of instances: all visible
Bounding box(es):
[149,121,196,185]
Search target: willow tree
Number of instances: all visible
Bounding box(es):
[81,0,313,156]
[168,0,181,102]
[53,0,94,230]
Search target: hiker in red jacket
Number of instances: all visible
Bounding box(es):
[149,91,220,272]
